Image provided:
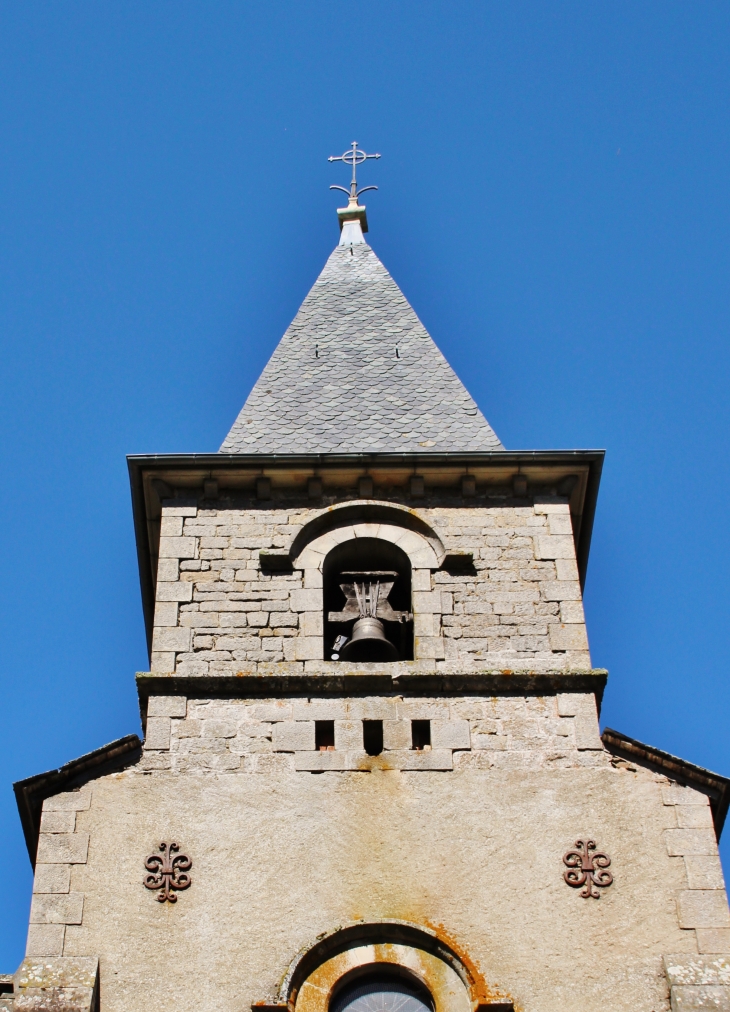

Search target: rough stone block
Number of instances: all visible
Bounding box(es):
[397,699,450,720]
[35,834,89,865]
[549,623,589,652]
[664,785,711,806]
[145,716,171,750]
[671,985,730,1010]
[156,558,179,582]
[335,721,364,750]
[431,719,470,750]
[153,602,178,628]
[150,651,175,673]
[679,806,716,829]
[273,721,316,752]
[685,857,727,891]
[30,893,84,925]
[347,698,397,720]
[294,751,348,771]
[301,612,324,637]
[293,637,323,661]
[697,930,730,954]
[414,636,445,660]
[40,811,76,834]
[413,591,443,614]
[555,558,580,581]
[412,569,431,592]
[151,627,192,653]
[383,720,411,750]
[560,601,585,624]
[44,791,91,813]
[547,513,573,535]
[303,568,323,588]
[666,829,718,857]
[24,924,65,957]
[290,589,321,612]
[293,699,348,720]
[33,865,71,894]
[202,719,237,738]
[390,749,453,770]
[147,695,187,718]
[159,536,197,559]
[160,516,183,537]
[574,696,602,750]
[535,535,575,560]
[664,955,730,987]
[541,581,582,602]
[156,581,193,602]
[677,890,730,928]
[414,613,437,637]
[15,955,98,990]
[556,693,583,716]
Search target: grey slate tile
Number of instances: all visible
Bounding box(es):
[220,239,503,454]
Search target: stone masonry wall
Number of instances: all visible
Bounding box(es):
[140,691,606,775]
[150,496,591,676]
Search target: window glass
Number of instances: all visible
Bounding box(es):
[331,976,432,1012]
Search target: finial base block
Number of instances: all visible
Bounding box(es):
[337,204,368,233]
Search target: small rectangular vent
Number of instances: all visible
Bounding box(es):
[316,721,335,751]
[363,720,384,756]
[411,720,431,751]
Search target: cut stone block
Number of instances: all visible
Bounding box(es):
[431,719,470,750]
[30,893,84,925]
[666,829,718,857]
[24,924,65,957]
[33,865,71,894]
[677,890,730,929]
[273,721,316,752]
[35,833,89,865]
[43,791,91,813]
[147,695,187,718]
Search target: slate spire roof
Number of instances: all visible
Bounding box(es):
[220,221,503,454]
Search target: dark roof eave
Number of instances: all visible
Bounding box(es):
[602,728,730,839]
[13,735,142,866]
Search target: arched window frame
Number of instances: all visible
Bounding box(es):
[292,518,446,662]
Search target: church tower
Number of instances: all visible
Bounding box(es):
[9,147,730,1012]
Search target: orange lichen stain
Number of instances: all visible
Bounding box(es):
[423,921,515,1009]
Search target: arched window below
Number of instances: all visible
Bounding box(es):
[331,973,433,1012]
[323,538,413,662]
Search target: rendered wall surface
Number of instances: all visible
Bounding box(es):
[21,691,730,1012]
[23,724,722,1012]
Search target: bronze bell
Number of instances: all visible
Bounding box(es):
[340,616,399,662]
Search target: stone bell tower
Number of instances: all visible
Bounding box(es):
[8,149,730,1012]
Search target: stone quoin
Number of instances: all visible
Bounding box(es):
[7,154,730,1012]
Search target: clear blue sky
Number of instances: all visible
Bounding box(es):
[1,1,729,968]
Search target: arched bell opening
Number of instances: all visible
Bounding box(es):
[323,538,413,662]
[330,966,434,1012]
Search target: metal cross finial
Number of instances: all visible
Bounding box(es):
[328,141,381,205]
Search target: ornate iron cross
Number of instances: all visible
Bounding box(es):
[144,842,192,903]
[563,839,613,898]
[328,141,381,205]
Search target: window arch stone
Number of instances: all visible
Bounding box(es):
[277,921,496,1012]
[292,523,446,662]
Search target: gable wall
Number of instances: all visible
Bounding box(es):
[21,730,730,1012]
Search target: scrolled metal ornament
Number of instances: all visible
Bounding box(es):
[144,842,192,903]
[563,839,613,899]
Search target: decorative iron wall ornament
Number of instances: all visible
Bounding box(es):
[563,839,613,898]
[144,842,192,903]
